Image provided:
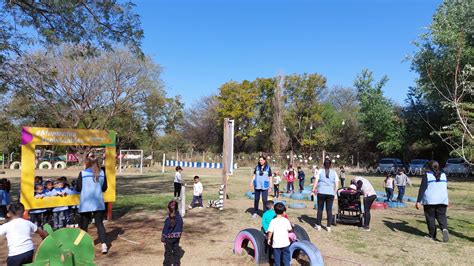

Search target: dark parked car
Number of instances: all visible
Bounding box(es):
[377,158,406,174]
[408,159,429,175]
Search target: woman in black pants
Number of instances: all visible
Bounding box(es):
[249,156,273,218]
[76,154,108,254]
[416,161,449,242]
[353,176,377,231]
[311,159,338,232]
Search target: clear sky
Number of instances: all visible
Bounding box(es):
[133,0,442,107]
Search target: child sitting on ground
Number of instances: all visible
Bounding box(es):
[267,203,293,266]
[0,202,47,265]
[188,176,203,209]
[162,200,183,266]
[50,180,69,229]
[29,183,47,228]
[0,178,11,221]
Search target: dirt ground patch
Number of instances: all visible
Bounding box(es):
[1,167,474,265]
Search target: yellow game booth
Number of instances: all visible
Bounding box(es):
[20,127,116,211]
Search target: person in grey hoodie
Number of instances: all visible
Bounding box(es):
[395,168,411,202]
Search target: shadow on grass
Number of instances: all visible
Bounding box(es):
[297,214,317,227]
[447,227,474,242]
[245,207,263,217]
[382,218,426,237]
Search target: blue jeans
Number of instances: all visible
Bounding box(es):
[53,210,69,229]
[299,179,305,192]
[254,189,268,214]
[191,195,203,207]
[385,188,393,201]
[397,186,405,202]
[273,246,290,266]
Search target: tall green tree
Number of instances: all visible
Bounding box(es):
[0,0,143,91]
[283,73,327,154]
[217,80,259,152]
[355,69,404,155]
[411,0,474,161]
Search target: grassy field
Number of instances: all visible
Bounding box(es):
[1,167,473,265]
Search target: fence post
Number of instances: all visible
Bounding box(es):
[162,153,166,173]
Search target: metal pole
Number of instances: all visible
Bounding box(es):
[162,153,166,173]
[119,150,123,173]
[140,150,143,174]
[222,118,230,206]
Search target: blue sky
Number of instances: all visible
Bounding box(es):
[134,0,442,107]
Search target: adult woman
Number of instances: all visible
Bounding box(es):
[311,159,338,232]
[352,176,377,231]
[76,154,108,254]
[416,161,449,242]
[250,156,273,218]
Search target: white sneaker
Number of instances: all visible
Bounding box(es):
[442,229,449,243]
[188,205,193,209]
[0,217,5,221]
[198,207,203,209]
[252,213,258,218]
[326,227,331,233]
[315,225,321,231]
[101,243,108,254]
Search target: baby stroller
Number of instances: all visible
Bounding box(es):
[335,187,365,226]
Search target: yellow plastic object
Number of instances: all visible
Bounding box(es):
[20,127,116,210]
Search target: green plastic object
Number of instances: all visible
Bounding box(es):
[25,224,95,266]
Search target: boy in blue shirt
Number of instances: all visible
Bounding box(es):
[262,201,276,233]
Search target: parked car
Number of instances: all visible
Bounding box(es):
[408,159,429,175]
[377,158,406,174]
[443,158,470,177]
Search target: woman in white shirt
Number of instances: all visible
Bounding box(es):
[353,176,377,231]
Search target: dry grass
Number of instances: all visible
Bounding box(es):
[0,167,473,265]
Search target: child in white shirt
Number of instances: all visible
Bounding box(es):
[267,202,292,266]
[0,202,47,266]
[188,176,203,209]
[273,172,282,198]
[174,166,183,198]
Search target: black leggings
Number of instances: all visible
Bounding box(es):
[316,193,334,227]
[79,211,107,244]
[363,195,377,228]
[423,204,448,238]
[174,182,182,197]
[164,238,181,266]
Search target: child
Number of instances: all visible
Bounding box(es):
[0,202,47,266]
[297,166,305,193]
[50,180,69,229]
[284,165,296,193]
[267,202,292,266]
[34,176,43,186]
[162,200,183,266]
[42,180,54,227]
[384,174,395,202]
[339,166,346,188]
[0,178,11,220]
[262,200,276,233]
[174,166,183,198]
[29,184,47,228]
[273,172,282,198]
[188,176,203,209]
